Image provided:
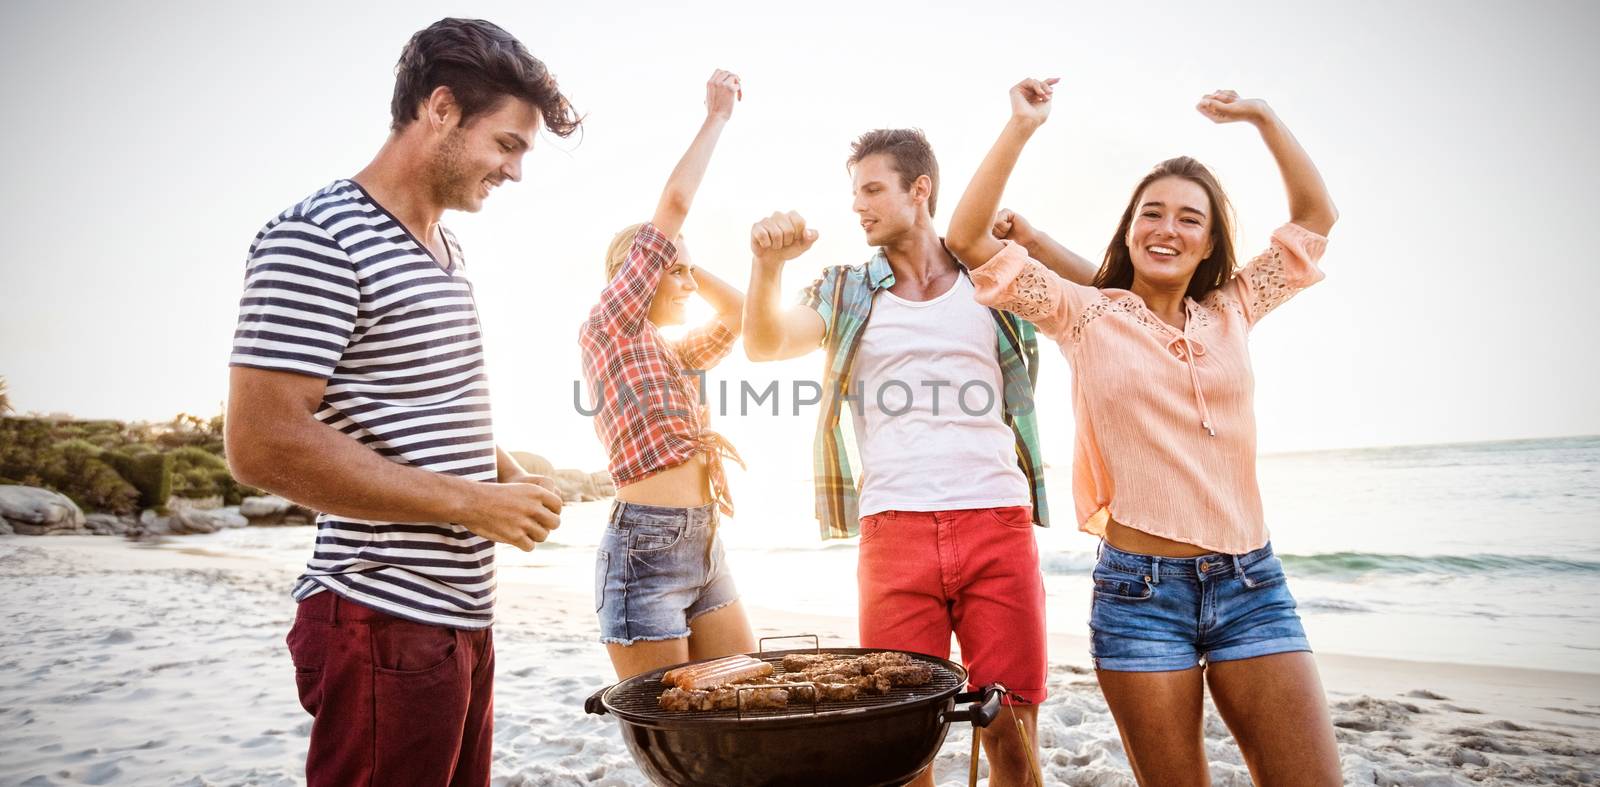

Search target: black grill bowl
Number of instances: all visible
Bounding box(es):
[584,648,1003,787]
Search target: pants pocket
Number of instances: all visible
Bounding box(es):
[628,523,684,552]
[293,668,322,716]
[371,627,469,785]
[370,619,459,674]
[1241,555,1288,590]
[286,612,327,716]
[987,505,1035,529]
[1091,567,1155,601]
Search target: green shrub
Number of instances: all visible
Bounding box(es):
[70,458,140,514]
[170,446,230,500]
[0,414,247,513]
[30,438,140,515]
[104,450,173,510]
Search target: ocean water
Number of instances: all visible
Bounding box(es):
[539,435,1600,674]
[221,435,1600,674]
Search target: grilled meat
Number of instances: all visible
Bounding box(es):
[658,687,708,711]
[779,653,842,671]
[658,685,790,711]
[876,663,932,687]
[799,669,858,684]
[859,651,915,672]
[662,655,750,686]
[677,660,774,690]
[851,673,893,695]
[658,651,934,711]
[788,682,862,704]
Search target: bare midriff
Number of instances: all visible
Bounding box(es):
[614,453,712,508]
[1104,518,1214,558]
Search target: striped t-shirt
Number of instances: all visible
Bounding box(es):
[230,179,498,629]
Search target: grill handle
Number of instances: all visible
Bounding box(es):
[584,688,608,716]
[941,683,1006,729]
[758,634,820,654]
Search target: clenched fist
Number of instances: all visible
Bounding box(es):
[706,69,741,121]
[991,208,1037,247]
[750,211,819,265]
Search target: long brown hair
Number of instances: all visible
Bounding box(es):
[1092,156,1237,299]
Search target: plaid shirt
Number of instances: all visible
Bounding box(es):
[580,223,742,513]
[799,251,1050,540]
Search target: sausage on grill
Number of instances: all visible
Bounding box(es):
[662,655,751,686]
[678,659,775,690]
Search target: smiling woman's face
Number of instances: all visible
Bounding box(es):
[648,237,698,326]
[1124,176,1215,292]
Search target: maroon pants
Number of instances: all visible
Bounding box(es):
[287,591,495,787]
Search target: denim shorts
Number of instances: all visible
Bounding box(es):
[595,501,739,645]
[1088,541,1311,672]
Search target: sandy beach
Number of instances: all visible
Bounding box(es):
[2,532,1596,787]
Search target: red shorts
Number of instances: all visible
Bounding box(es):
[287,591,495,787]
[857,506,1048,704]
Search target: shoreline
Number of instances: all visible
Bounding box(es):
[3,534,1597,785]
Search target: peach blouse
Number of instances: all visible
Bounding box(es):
[970,224,1329,554]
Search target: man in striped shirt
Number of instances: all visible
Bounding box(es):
[225,19,576,786]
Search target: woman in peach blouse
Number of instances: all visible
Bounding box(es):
[945,79,1342,786]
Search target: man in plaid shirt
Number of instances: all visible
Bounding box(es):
[741,129,1097,787]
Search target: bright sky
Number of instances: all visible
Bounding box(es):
[2,0,1597,478]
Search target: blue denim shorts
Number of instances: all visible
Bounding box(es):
[1089,541,1311,672]
[595,501,739,645]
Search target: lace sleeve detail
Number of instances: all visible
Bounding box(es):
[1004,264,1060,323]
[970,240,1089,339]
[1230,223,1329,326]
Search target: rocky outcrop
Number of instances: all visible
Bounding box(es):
[0,486,87,535]
[511,452,556,477]
[131,508,172,538]
[168,506,249,535]
[239,495,315,526]
[84,513,136,536]
[550,469,601,502]
[510,452,614,503]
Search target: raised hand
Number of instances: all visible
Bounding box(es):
[750,211,819,265]
[1010,77,1060,128]
[706,69,742,121]
[1196,90,1269,125]
[991,208,1036,246]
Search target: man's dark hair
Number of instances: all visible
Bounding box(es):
[847,129,939,217]
[390,18,580,137]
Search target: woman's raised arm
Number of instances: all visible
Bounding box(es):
[945,77,1059,267]
[1198,91,1338,236]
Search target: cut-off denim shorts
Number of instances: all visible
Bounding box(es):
[595,501,739,646]
[1088,540,1311,672]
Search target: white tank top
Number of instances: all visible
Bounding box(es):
[849,272,1032,517]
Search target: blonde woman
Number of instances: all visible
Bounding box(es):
[579,70,754,680]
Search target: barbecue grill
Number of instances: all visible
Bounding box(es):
[585,638,1005,787]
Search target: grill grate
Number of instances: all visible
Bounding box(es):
[604,648,966,722]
